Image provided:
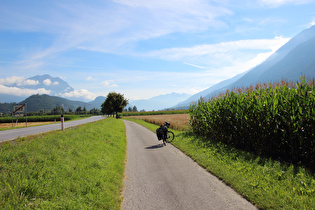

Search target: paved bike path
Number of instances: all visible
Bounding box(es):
[0,116,106,142]
[122,120,257,210]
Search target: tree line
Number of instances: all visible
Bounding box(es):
[1,92,130,117]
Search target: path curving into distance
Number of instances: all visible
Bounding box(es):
[122,120,257,210]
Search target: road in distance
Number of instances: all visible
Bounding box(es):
[0,116,106,142]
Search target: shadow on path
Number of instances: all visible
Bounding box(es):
[145,143,164,149]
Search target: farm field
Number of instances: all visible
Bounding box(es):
[0,122,52,129]
[124,113,190,131]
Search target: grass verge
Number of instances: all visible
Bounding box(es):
[124,118,315,209]
[0,117,126,209]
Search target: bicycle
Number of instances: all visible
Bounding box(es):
[156,122,175,146]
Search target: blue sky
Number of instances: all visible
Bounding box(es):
[1,0,315,101]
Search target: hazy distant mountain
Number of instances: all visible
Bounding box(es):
[88,96,106,110]
[128,93,191,111]
[0,95,25,104]
[20,94,94,112]
[0,74,74,103]
[0,94,106,113]
[174,25,315,108]
[175,70,250,108]
[25,74,74,94]
[0,92,188,113]
[229,25,315,88]
[0,74,189,112]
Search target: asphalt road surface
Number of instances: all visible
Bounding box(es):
[122,120,257,210]
[0,116,106,142]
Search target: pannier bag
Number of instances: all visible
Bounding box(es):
[156,125,168,140]
[156,127,164,140]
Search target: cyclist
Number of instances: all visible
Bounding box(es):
[156,122,170,142]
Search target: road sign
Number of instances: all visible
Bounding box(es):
[12,104,27,127]
[13,104,25,114]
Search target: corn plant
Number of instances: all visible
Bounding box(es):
[190,77,315,169]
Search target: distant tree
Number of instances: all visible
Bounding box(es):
[83,106,87,115]
[75,106,82,115]
[101,92,128,118]
[51,106,64,115]
[39,109,46,116]
[89,108,101,115]
[128,107,132,112]
[132,106,138,112]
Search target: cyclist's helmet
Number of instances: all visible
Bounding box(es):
[164,122,170,127]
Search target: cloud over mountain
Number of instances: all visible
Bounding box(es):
[0,74,96,103]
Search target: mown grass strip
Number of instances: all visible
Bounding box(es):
[0,117,126,209]
[124,118,315,209]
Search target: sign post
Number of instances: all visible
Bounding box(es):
[61,114,65,131]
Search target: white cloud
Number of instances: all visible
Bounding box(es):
[102,80,118,87]
[184,63,205,69]
[0,0,233,67]
[64,87,72,92]
[86,76,94,81]
[23,79,39,86]
[0,77,24,85]
[148,37,289,61]
[59,89,96,101]
[259,0,315,7]
[145,36,290,71]
[0,76,39,86]
[53,81,59,85]
[43,79,52,86]
[0,84,50,96]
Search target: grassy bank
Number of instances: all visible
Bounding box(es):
[0,117,126,209]
[124,118,315,209]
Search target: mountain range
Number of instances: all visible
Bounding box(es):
[128,93,191,111]
[0,73,192,112]
[0,73,191,112]
[174,25,315,109]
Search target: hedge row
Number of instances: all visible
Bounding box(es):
[0,115,80,123]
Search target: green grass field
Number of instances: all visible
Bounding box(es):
[124,118,315,209]
[0,117,126,209]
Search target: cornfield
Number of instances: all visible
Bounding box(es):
[190,77,315,169]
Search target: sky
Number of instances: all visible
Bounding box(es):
[1,0,315,101]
